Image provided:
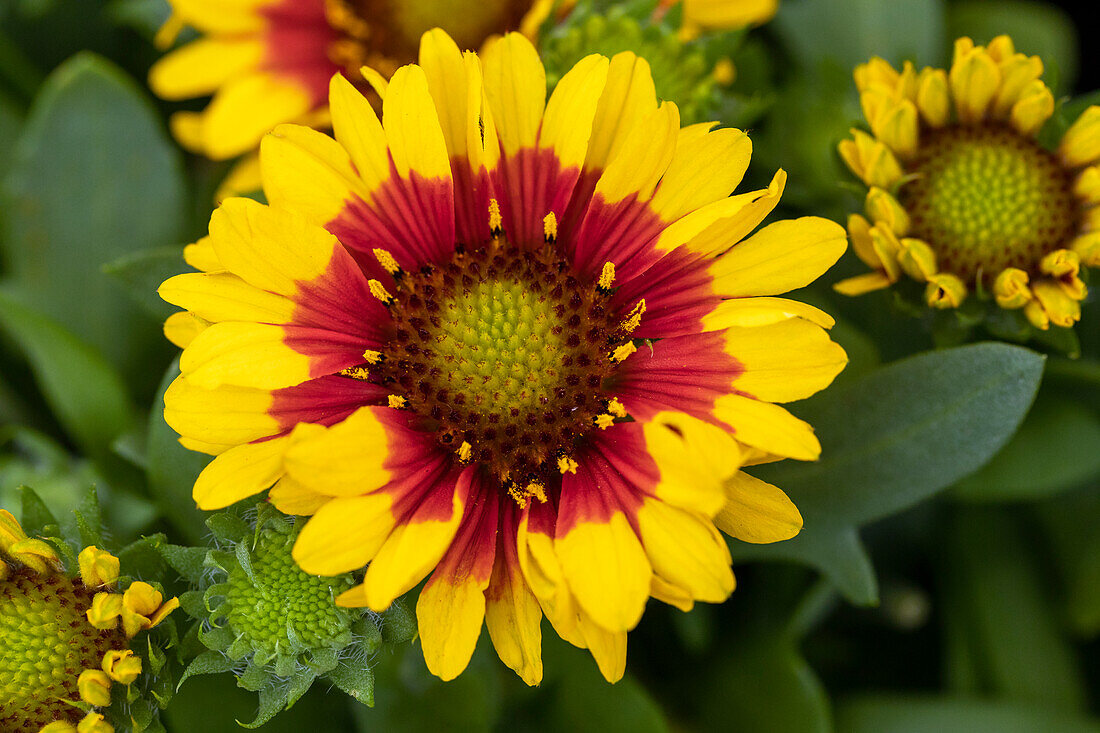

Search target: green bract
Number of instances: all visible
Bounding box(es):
[164,506,416,729]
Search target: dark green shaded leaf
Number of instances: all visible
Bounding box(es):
[941,506,1086,711]
[735,344,1044,603]
[102,246,187,320]
[177,650,235,690]
[836,696,1100,733]
[952,396,1100,502]
[0,288,135,456]
[775,0,946,71]
[1,52,185,388]
[1035,485,1100,636]
[207,512,249,545]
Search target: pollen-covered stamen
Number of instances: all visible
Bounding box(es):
[373,248,402,277]
[339,366,371,380]
[543,212,558,243]
[607,398,628,418]
[387,395,407,409]
[489,198,503,237]
[362,349,384,365]
[557,455,579,474]
[620,299,646,334]
[611,342,637,363]
[372,235,639,486]
[368,279,394,305]
[597,261,616,291]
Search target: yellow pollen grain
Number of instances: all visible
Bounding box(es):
[595,414,615,429]
[339,365,371,380]
[608,398,627,418]
[598,261,616,290]
[557,455,578,474]
[457,441,472,462]
[373,248,401,275]
[621,299,646,333]
[489,198,503,233]
[507,481,548,508]
[387,395,407,409]
[362,350,384,364]
[367,279,393,304]
[611,342,637,362]
[543,212,558,242]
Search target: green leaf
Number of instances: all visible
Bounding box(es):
[1,52,185,388]
[18,485,57,535]
[159,544,208,585]
[836,696,1100,733]
[102,246,187,320]
[0,93,22,180]
[952,396,1100,502]
[774,0,946,72]
[74,485,103,548]
[145,360,210,544]
[327,658,375,707]
[0,289,135,456]
[177,650,235,690]
[941,506,1086,711]
[947,0,1077,94]
[1035,485,1100,636]
[209,513,251,546]
[736,344,1045,603]
[117,534,168,579]
[380,597,417,644]
[241,684,290,729]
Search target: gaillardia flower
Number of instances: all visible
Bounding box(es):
[160,30,847,684]
[148,0,557,165]
[837,36,1100,330]
[0,509,178,732]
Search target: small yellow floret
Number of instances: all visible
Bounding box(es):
[77,669,113,707]
[101,649,142,685]
[78,547,120,589]
[595,414,615,430]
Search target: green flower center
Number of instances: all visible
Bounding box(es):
[224,522,356,654]
[377,241,631,486]
[0,570,126,731]
[900,124,1079,282]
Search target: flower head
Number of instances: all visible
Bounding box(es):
[0,506,178,733]
[161,29,847,684]
[837,36,1100,332]
[148,0,555,165]
[165,507,415,725]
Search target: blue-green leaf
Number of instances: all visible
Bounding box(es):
[837,696,1100,733]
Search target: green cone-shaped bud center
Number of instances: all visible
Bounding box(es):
[224,522,356,655]
[0,570,126,731]
[901,124,1079,281]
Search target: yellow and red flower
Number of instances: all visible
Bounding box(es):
[837,36,1100,330]
[160,29,846,684]
[148,0,557,166]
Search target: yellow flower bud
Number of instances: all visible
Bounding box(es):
[77,711,115,733]
[993,268,1032,309]
[101,649,142,685]
[949,41,1001,124]
[78,547,120,589]
[86,592,123,631]
[77,669,113,707]
[865,187,910,235]
[1060,106,1100,168]
[925,272,967,309]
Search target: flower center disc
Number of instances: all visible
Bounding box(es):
[900,124,1079,281]
[0,571,126,731]
[379,241,630,486]
[329,0,534,74]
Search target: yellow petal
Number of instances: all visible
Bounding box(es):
[200,74,314,159]
[159,272,296,325]
[949,43,1001,124]
[1060,106,1100,168]
[418,571,490,682]
[710,217,847,297]
[164,311,209,349]
[636,499,734,602]
[584,52,658,173]
[148,38,263,100]
[715,471,803,543]
[725,319,848,403]
[485,551,544,686]
[650,126,753,222]
[700,296,835,331]
[191,434,290,510]
[713,394,821,460]
[540,54,610,171]
[556,513,651,632]
[593,102,679,204]
[293,493,396,575]
[383,64,452,182]
[481,33,546,155]
[178,321,311,390]
[163,376,278,446]
[283,408,393,497]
